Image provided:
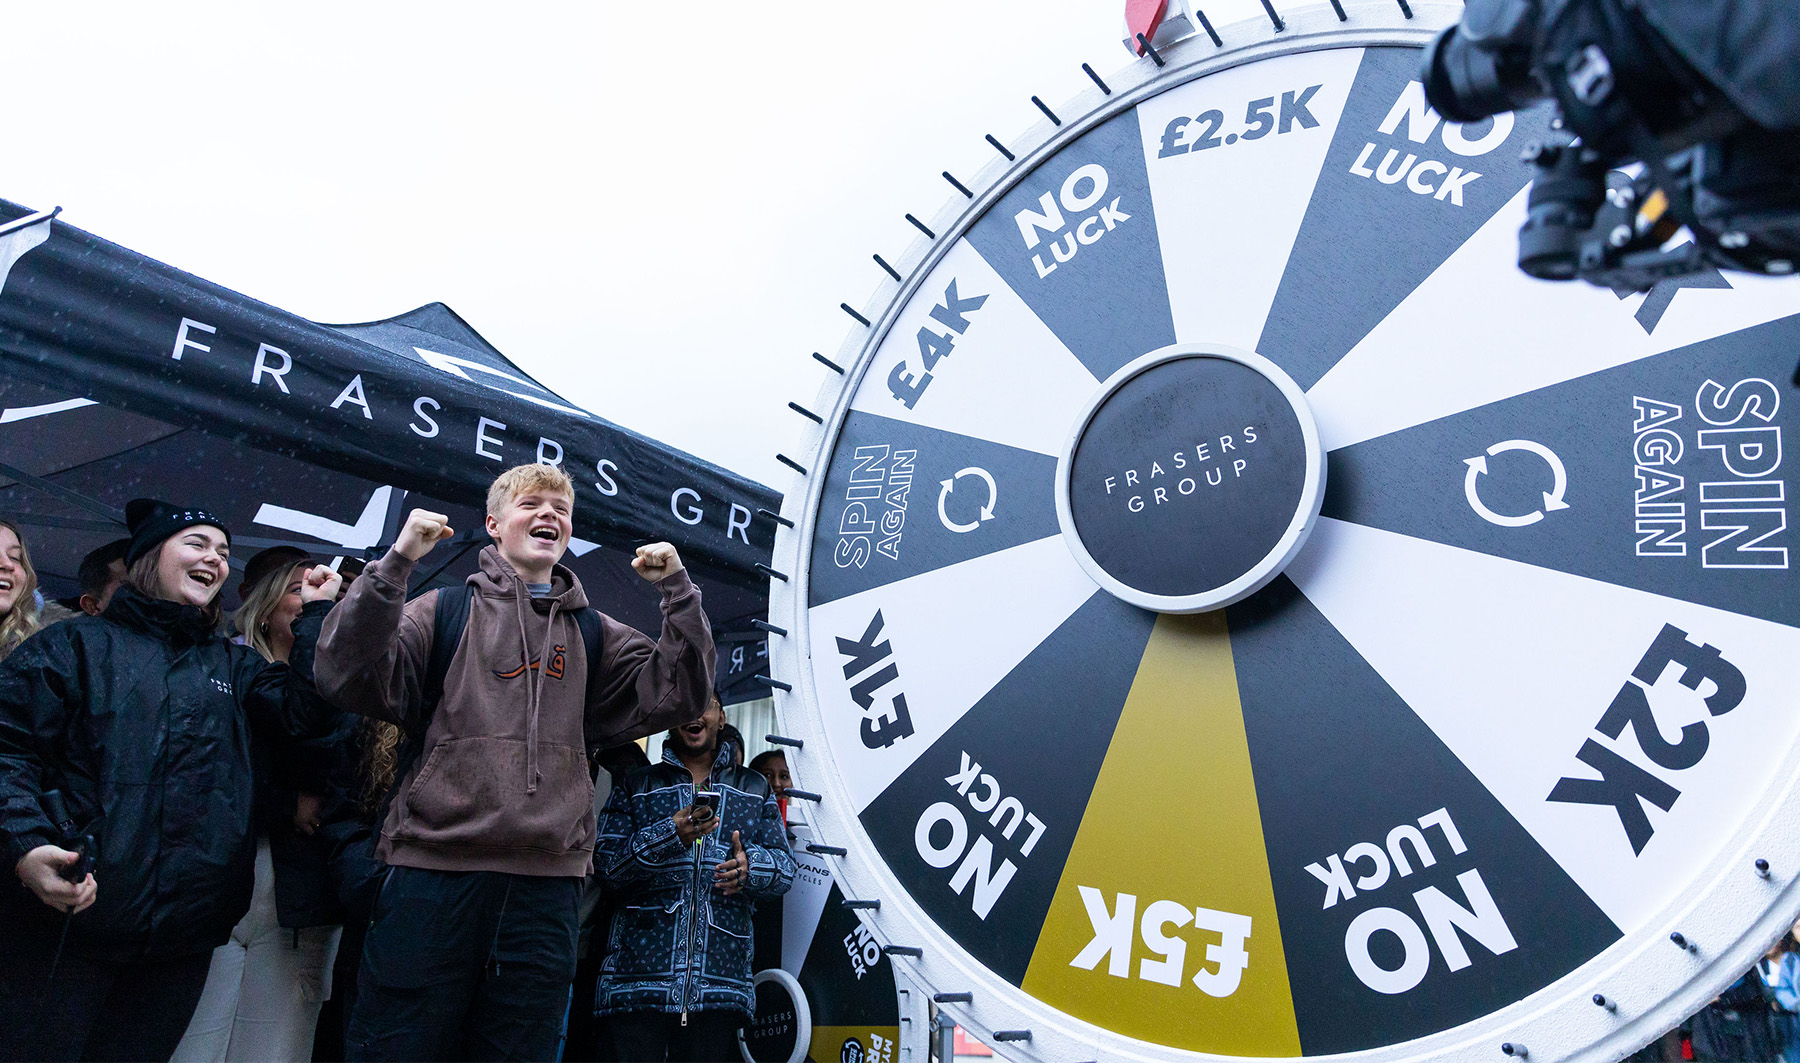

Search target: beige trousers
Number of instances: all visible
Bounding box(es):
[172,839,343,1063]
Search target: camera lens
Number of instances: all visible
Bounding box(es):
[1421,26,1545,124]
[1517,141,1611,280]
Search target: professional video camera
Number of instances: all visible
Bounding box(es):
[1420,0,1800,292]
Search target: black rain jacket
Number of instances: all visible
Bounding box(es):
[0,587,333,962]
[254,715,349,931]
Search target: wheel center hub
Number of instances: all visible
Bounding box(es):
[1054,343,1326,612]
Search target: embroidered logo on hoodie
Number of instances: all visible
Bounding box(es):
[494,644,567,681]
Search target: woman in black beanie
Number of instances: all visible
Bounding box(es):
[0,500,341,1063]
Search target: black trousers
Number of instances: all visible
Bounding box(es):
[312,913,370,1061]
[345,866,581,1063]
[599,1010,741,1063]
[560,949,606,1063]
[0,915,212,1063]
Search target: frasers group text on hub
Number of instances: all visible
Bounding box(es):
[1102,428,1261,512]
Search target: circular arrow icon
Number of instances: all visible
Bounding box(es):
[937,467,998,534]
[1463,439,1570,528]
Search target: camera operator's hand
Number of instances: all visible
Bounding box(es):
[672,803,719,847]
[299,565,342,604]
[715,831,751,895]
[395,509,455,561]
[631,542,684,583]
[16,845,96,914]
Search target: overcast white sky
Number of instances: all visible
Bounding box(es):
[3,1,1267,489]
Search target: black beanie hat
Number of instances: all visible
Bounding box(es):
[124,499,231,569]
[238,545,313,603]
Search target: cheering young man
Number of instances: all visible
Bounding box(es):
[310,463,715,1061]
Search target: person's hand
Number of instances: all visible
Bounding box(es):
[672,803,719,846]
[714,831,750,895]
[294,792,324,836]
[299,565,342,604]
[395,509,454,561]
[631,542,684,583]
[16,845,96,914]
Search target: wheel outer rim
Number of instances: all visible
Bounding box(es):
[764,4,1800,1060]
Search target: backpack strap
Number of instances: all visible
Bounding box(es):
[421,583,474,721]
[382,584,474,821]
[575,607,603,673]
[575,606,605,766]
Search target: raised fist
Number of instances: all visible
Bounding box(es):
[396,509,454,561]
[299,565,343,603]
[631,542,684,583]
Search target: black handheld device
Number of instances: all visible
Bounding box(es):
[40,790,95,883]
[692,789,721,823]
[58,835,95,883]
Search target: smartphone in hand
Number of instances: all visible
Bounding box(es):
[692,789,720,824]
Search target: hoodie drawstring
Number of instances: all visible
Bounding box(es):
[511,582,561,796]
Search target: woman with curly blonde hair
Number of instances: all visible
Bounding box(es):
[0,518,42,662]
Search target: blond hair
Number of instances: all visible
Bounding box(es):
[486,463,574,518]
[0,518,41,660]
[233,560,311,662]
[359,719,403,812]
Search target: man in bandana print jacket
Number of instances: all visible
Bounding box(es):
[595,698,795,1061]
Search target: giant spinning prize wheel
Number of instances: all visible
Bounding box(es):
[764,3,1800,1060]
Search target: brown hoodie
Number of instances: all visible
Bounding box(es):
[316,545,715,877]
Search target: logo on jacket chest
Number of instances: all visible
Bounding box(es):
[493,644,567,681]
